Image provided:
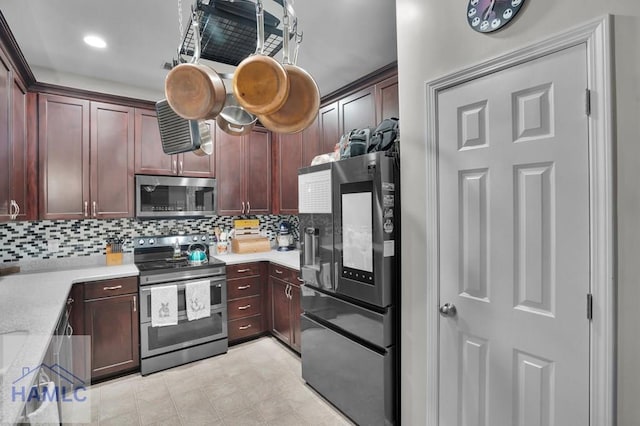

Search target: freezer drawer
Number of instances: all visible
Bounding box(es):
[302,285,394,348]
[301,314,396,426]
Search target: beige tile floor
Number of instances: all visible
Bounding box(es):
[86,337,355,426]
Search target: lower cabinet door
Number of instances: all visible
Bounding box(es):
[85,294,139,380]
[270,277,292,345]
[290,284,302,353]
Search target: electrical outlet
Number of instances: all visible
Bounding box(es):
[47,240,60,252]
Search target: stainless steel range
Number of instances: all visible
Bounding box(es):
[134,234,227,375]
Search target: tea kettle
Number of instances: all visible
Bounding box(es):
[276,221,295,251]
[187,243,208,265]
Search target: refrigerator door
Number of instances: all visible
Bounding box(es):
[299,163,335,292]
[301,314,396,425]
[301,285,394,348]
[333,152,398,308]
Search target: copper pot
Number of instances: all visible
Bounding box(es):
[258,9,319,134]
[232,0,289,116]
[165,20,226,121]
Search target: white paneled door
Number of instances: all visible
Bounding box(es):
[437,44,590,426]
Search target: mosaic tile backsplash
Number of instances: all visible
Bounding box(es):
[0,215,299,263]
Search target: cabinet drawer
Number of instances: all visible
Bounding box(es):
[269,264,301,286]
[228,315,263,341]
[84,276,138,300]
[227,276,262,299]
[226,262,262,280]
[228,295,262,320]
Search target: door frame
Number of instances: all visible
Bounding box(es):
[423,16,615,426]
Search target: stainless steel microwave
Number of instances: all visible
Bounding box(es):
[135,175,217,218]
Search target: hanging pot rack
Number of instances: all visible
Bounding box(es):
[177,0,296,67]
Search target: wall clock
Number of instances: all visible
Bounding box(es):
[467,0,525,33]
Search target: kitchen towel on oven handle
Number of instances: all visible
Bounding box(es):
[151,285,178,327]
[185,280,211,321]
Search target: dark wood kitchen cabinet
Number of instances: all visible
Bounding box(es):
[338,85,377,136]
[375,74,399,122]
[0,48,36,222]
[134,108,215,177]
[271,116,319,215]
[39,95,135,219]
[216,126,271,215]
[268,264,302,352]
[318,102,340,156]
[226,262,267,343]
[82,276,139,381]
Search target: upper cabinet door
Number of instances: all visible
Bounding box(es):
[339,86,377,134]
[272,132,302,215]
[39,94,90,220]
[90,102,135,218]
[215,125,244,216]
[134,108,175,176]
[301,114,320,167]
[0,52,11,220]
[180,120,215,177]
[375,75,399,122]
[244,128,271,215]
[10,79,29,221]
[318,102,340,156]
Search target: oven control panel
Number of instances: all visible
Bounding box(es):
[134,234,214,248]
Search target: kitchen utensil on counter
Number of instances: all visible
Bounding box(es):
[232,0,290,116]
[231,219,270,253]
[258,2,320,134]
[276,220,295,251]
[216,93,258,136]
[186,243,208,265]
[165,17,227,121]
[106,237,124,266]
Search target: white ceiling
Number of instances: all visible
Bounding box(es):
[0,0,398,101]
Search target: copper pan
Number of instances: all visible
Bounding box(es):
[259,7,319,134]
[165,19,226,121]
[232,0,289,116]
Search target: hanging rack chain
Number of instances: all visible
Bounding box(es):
[178,0,184,45]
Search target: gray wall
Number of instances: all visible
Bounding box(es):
[395,0,640,424]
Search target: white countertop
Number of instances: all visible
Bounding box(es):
[0,250,298,423]
[213,249,300,270]
[0,258,138,425]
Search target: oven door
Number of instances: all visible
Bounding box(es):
[139,276,226,323]
[140,308,227,358]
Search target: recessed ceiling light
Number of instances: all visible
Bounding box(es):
[83,35,107,49]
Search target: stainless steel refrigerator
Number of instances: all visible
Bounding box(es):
[298,151,399,425]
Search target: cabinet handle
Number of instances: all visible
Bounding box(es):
[297,277,304,282]
[236,268,250,273]
[92,201,97,217]
[179,160,183,175]
[9,200,16,220]
[84,201,89,218]
[285,284,290,299]
[247,201,251,214]
[173,159,177,174]
[275,269,283,275]
[67,297,74,305]
[241,201,245,214]
[238,304,252,310]
[239,324,252,330]
[133,295,137,312]
[14,201,19,218]
[103,285,123,291]
[237,284,251,290]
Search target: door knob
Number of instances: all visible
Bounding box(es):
[439,303,457,317]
